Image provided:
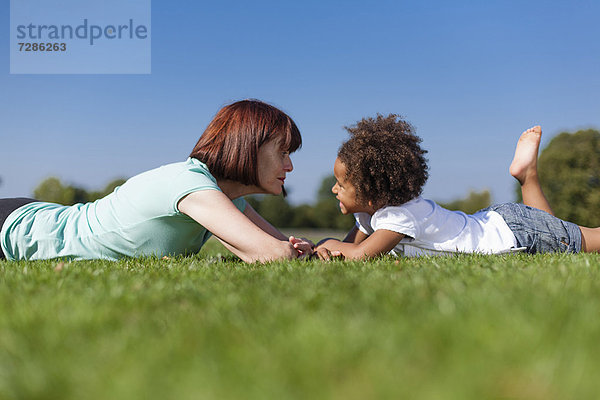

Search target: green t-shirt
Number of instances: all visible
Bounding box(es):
[1,158,246,260]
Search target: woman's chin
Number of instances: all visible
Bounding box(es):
[266,186,283,196]
[257,183,283,196]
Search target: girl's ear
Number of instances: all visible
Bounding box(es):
[367,200,378,214]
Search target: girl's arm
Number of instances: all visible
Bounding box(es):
[178,190,297,262]
[342,225,369,244]
[313,225,371,259]
[316,229,404,260]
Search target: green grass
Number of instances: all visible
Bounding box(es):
[2,239,600,399]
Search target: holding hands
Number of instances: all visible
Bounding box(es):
[288,236,343,260]
[313,238,344,261]
[288,236,315,259]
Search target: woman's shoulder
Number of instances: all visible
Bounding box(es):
[125,158,216,186]
[104,159,221,215]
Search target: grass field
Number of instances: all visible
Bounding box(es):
[2,236,600,399]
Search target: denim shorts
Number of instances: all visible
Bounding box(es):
[481,203,582,254]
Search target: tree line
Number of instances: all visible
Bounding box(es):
[33,177,127,206]
[30,173,490,230]
[29,128,600,228]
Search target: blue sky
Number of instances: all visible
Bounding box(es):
[2,0,599,205]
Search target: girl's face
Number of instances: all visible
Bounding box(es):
[257,139,294,195]
[332,158,374,215]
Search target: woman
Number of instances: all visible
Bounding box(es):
[0,100,312,262]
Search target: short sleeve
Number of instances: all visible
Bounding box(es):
[371,206,418,238]
[169,160,222,213]
[232,197,247,213]
[354,212,374,235]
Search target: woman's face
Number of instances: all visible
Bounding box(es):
[257,139,294,195]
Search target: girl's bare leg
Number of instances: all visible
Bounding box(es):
[510,126,600,252]
[509,126,554,215]
[578,227,600,252]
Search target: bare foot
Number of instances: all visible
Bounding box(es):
[509,126,542,185]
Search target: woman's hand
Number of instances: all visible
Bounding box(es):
[288,236,315,259]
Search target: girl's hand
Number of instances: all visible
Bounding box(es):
[313,246,343,261]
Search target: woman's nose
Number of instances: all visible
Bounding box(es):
[284,155,293,172]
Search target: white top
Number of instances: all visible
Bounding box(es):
[354,197,518,257]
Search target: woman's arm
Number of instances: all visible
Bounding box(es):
[244,203,314,255]
[316,229,404,260]
[178,190,297,262]
[243,203,287,240]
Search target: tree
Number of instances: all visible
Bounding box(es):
[33,177,127,205]
[33,177,79,205]
[244,176,355,229]
[87,178,127,202]
[439,189,491,215]
[312,175,355,230]
[518,129,600,226]
[254,194,295,228]
[289,204,318,228]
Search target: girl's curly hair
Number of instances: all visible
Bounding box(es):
[339,114,429,209]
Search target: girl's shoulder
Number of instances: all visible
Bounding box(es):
[375,196,433,215]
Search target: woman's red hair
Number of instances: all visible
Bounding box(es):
[190,99,302,186]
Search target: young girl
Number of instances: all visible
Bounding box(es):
[315,115,599,260]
